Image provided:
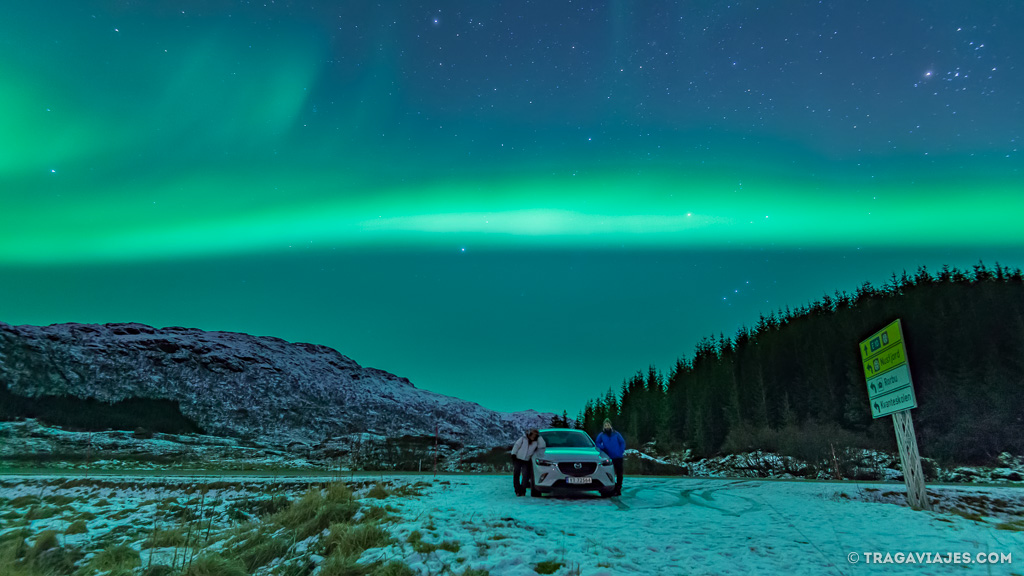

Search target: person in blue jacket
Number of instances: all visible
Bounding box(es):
[595,418,626,496]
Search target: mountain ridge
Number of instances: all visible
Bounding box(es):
[0,321,552,448]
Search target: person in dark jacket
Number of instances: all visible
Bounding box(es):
[510,428,546,496]
[594,419,626,496]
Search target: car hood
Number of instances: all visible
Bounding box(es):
[539,448,604,461]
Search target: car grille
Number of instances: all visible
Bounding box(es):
[558,462,597,476]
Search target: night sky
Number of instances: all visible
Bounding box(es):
[2,2,1021,415]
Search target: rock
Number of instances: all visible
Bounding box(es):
[991,468,1022,481]
[0,321,554,448]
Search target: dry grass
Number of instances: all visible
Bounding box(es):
[181,553,246,576]
[0,478,421,576]
[366,483,392,499]
[996,518,1024,531]
[142,527,187,549]
[86,544,141,572]
[224,527,292,572]
[323,523,391,558]
[534,560,564,574]
[269,485,359,540]
[64,520,88,535]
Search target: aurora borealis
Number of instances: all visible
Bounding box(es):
[2,2,1022,414]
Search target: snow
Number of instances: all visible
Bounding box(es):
[2,473,1022,575]
[369,475,1024,575]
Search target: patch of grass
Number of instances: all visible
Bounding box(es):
[950,507,985,522]
[404,530,456,554]
[96,523,141,547]
[65,520,88,535]
[109,508,136,520]
[438,541,460,553]
[319,553,375,576]
[359,506,396,524]
[324,523,391,558]
[95,499,111,507]
[30,530,60,556]
[488,534,509,541]
[9,495,40,508]
[325,483,354,503]
[269,488,359,540]
[226,528,292,572]
[182,553,247,576]
[43,495,76,506]
[406,530,436,553]
[372,560,414,576]
[11,544,85,576]
[25,506,62,520]
[87,544,141,572]
[141,565,177,576]
[366,484,391,500]
[74,511,97,522]
[0,534,28,565]
[534,560,564,574]
[255,495,292,517]
[391,483,427,498]
[143,527,187,549]
[996,519,1024,531]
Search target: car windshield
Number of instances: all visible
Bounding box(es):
[540,430,595,448]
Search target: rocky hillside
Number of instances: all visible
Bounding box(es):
[0,322,553,448]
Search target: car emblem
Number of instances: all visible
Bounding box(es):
[574,463,582,470]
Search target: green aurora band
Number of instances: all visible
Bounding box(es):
[3,168,1022,264]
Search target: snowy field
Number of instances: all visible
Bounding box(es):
[382,476,1024,576]
[1,473,1022,575]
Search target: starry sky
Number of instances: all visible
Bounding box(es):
[1,2,1022,415]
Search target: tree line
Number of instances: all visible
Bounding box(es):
[574,262,1024,465]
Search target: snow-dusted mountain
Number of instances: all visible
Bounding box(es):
[0,322,553,447]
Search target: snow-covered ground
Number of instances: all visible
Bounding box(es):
[374,475,1024,576]
[3,473,1021,575]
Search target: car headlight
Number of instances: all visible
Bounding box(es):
[535,458,555,467]
[600,458,612,466]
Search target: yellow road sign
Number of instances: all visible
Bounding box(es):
[860,319,907,380]
[860,319,917,418]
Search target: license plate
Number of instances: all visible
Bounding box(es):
[566,477,592,484]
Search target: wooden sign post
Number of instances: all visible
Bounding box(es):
[859,319,930,511]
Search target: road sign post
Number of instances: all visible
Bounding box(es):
[859,319,930,511]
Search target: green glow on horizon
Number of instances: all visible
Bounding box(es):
[2,168,1022,265]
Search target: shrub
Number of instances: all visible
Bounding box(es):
[30,530,60,556]
[65,520,88,535]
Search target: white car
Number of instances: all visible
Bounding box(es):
[530,428,617,498]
